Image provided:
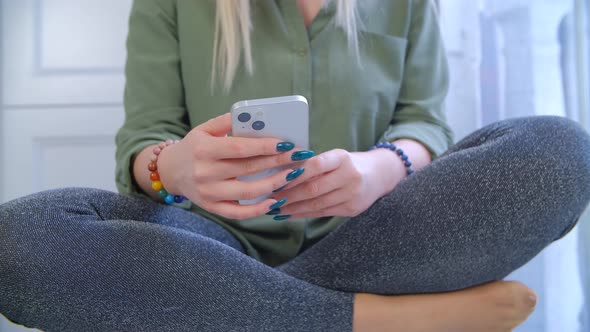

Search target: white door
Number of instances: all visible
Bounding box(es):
[0,0,132,204]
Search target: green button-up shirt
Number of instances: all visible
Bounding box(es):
[115,0,454,267]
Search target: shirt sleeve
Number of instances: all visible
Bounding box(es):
[379,0,454,160]
[115,0,190,195]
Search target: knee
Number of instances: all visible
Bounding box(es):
[549,116,589,178]
[0,187,116,224]
[520,116,590,156]
[512,116,590,174]
[0,188,118,299]
[517,116,590,235]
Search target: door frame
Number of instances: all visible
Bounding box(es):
[0,0,5,203]
[575,0,590,128]
[574,1,590,330]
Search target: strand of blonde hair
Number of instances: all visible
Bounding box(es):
[211,0,360,92]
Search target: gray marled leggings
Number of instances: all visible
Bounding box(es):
[1,116,590,332]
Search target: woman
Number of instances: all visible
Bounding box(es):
[1,0,590,331]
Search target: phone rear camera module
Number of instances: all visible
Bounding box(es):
[252,121,265,131]
[238,112,251,123]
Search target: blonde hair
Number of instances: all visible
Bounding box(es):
[212,0,361,92]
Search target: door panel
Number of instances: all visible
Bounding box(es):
[1,0,131,203]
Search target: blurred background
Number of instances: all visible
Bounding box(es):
[0,0,589,331]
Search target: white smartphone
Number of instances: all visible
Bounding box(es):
[231,95,309,205]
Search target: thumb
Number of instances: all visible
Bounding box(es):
[198,113,232,137]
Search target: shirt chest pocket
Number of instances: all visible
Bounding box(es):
[328,31,408,121]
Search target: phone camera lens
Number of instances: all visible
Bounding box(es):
[252,121,265,131]
[238,112,251,123]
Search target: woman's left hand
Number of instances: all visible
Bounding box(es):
[271,149,406,219]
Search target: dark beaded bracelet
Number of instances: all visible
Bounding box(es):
[369,141,415,175]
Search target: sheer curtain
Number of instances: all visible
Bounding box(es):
[438,1,589,331]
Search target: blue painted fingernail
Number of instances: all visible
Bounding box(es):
[291,150,315,161]
[266,208,282,215]
[273,215,291,221]
[286,168,305,181]
[276,142,295,152]
[269,198,287,210]
[273,185,287,193]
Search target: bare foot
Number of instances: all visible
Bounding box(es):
[353,281,537,332]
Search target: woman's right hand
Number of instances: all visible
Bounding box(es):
[156,113,309,220]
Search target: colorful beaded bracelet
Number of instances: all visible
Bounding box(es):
[369,141,415,176]
[148,140,188,205]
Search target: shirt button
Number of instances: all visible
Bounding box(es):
[297,48,307,57]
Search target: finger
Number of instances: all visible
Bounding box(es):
[267,173,322,197]
[205,168,295,201]
[272,150,345,191]
[280,188,349,216]
[206,136,297,160]
[206,198,280,220]
[276,170,342,206]
[197,113,232,137]
[217,148,312,179]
